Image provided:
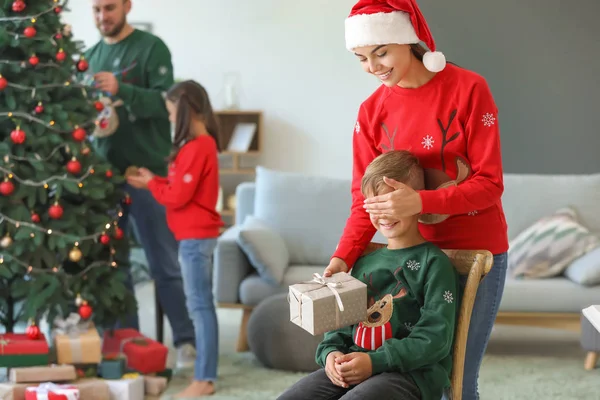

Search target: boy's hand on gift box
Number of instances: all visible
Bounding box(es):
[335,352,373,386]
[323,257,348,277]
[325,351,348,388]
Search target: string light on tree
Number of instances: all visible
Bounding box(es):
[0,234,13,249]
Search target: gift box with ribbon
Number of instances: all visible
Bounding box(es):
[0,333,49,368]
[289,272,368,335]
[101,329,167,374]
[24,382,79,400]
[143,375,168,396]
[53,313,101,365]
[10,365,77,383]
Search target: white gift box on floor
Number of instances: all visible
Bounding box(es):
[105,375,145,400]
[289,272,367,335]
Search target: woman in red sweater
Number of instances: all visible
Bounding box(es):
[127,80,223,398]
[324,1,508,399]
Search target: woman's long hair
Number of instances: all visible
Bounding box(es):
[165,80,221,162]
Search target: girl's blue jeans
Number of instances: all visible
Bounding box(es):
[178,238,219,381]
[444,252,508,400]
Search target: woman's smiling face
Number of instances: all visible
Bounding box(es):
[353,44,413,87]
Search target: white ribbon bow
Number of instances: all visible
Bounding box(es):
[28,382,79,400]
[309,273,345,312]
[52,312,90,336]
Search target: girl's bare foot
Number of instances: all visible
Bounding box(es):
[174,380,215,398]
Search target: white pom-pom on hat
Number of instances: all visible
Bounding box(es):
[423,51,446,73]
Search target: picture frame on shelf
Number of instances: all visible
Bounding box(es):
[227,122,257,153]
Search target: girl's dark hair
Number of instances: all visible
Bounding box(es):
[165,80,221,162]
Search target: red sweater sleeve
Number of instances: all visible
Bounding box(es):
[332,107,379,269]
[419,80,504,215]
[147,140,208,209]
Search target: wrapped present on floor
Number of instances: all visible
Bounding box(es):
[101,329,167,374]
[0,382,33,400]
[104,373,144,400]
[10,365,77,384]
[143,376,168,396]
[52,313,101,365]
[70,379,110,400]
[99,354,126,380]
[289,272,368,335]
[24,383,79,400]
[154,368,173,382]
[0,333,49,368]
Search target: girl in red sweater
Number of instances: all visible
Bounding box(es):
[127,80,223,398]
[324,1,508,399]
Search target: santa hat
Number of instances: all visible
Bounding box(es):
[344,0,446,73]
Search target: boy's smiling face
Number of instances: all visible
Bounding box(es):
[366,185,416,241]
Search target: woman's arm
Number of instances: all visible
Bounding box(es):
[419,80,504,215]
[331,108,380,269]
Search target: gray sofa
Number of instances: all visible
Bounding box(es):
[214,167,600,352]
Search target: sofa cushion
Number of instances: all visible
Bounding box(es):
[240,265,325,306]
[564,247,600,286]
[502,173,600,240]
[500,276,600,313]
[237,215,290,286]
[508,207,600,279]
[253,166,354,265]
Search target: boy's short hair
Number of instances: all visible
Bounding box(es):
[361,150,425,197]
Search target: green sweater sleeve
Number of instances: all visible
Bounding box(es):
[315,326,354,368]
[368,254,460,374]
[116,40,174,119]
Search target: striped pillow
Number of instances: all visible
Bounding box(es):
[508,207,600,279]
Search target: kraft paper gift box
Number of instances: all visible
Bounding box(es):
[10,365,77,383]
[52,313,101,365]
[143,376,168,396]
[0,382,33,400]
[71,379,110,400]
[289,272,368,335]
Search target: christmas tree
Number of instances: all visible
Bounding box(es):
[0,0,136,333]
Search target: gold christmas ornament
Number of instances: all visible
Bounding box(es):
[0,234,13,249]
[69,247,82,262]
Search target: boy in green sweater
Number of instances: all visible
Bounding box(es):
[278,150,460,400]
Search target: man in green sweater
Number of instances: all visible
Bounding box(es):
[86,0,196,368]
[278,150,460,400]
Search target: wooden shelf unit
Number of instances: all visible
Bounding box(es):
[215,110,262,230]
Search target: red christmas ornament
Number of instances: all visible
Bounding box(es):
[0,180,15,196]
[0,75,7,91]
[99,119,108,129]
[48,202,64,220]
[114,227,124,240]
[55,32,62,40]
[12,0,26,12]
[77,58,89,72]
[23,26,36,38]
[66,158,82,175]
[29,54,39,66]
[34,102,43,114]
[31,212,40,223]
[26,322,40,340]
[10,128,26,144]
[54,6,62,13]
[100,233,110,245]
[56,49,66,62]
[81,146,91,156]
[123,195,132,206]
[72,127,86,142]
[79,302,93,319]
[105,170,113,178]
[94,101,104,112]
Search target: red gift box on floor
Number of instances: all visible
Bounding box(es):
[25,383,79,400]
[0,333,49,368]
[101,329,167,374]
